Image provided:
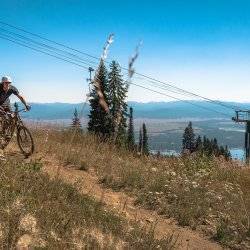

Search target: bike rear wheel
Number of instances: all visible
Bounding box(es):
[17,126,34,157]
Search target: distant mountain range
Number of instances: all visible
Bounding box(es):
[17,101,250,120]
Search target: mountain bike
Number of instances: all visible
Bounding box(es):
[0,103,34,157]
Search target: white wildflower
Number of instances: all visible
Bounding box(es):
[191,181,199,188]
[19,214,37,233]
[170,171,176,177]
[216,195,223,201]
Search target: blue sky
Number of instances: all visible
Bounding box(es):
[1,0,250,103]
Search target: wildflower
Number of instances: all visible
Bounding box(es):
[216,195,223,201]
[170,171,176,176]
[20,214,38,233]
[191,181,199,188]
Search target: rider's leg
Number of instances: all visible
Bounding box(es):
[0,108,7,151]
[3,106,11,127]
[0,106,12,140]
[0,107,6,135]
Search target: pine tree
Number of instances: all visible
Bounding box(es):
[212,138,219,156]
[108,61,128,141]
[127,107,135,150]
[203,136,208,150]
[156,151,161,157]
[88,60,111,137]
[142,123,149,155]
[224,145,231,161]
[219,146,225,157]
[195,135,203,152]
[203,136,213,156]
[182,122,195,152]
[71,108,81,130]
[138,128,143,153]
[201,135,231,161]
[207,139,214,156]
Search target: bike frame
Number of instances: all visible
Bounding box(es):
[7,106,26,137]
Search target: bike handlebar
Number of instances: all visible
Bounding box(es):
[17,108,27,113]
[0,106,29,116]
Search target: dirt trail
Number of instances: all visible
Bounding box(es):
[5,144,223,250]
[39,156,223,250]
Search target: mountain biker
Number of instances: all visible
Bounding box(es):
[0,76,31,112]
[0,76,31,142]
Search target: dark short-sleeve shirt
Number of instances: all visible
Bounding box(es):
[0,84,19,108]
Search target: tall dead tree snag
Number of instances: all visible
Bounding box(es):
[113,41,142,143]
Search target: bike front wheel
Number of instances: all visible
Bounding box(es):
[17,126,34,157]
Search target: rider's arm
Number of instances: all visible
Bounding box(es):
[16,94,30,110]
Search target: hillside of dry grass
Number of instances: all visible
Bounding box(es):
[33,129,250,249]
[0,158,176,249]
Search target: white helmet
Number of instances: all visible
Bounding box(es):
[1,76,12,84]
